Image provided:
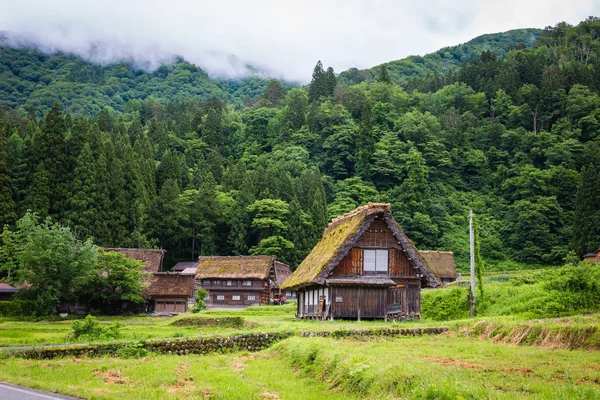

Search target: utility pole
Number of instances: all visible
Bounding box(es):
[469,210,475,317]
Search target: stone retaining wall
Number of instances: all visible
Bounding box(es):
[4,327,448,359]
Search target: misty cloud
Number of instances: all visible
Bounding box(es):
[0,0,596,82]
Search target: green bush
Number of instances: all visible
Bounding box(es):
[191,288,209,313]
[0,300,37,317]
[68,315,123,341]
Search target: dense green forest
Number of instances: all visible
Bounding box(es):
[338,28,542,89]
[1,18,600,271]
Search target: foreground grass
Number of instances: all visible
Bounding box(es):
[1,334,599,399]
[274,335,600,399]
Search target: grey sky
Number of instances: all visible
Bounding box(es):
[0,0,598,82]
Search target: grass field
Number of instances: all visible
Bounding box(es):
[0,334,599,399]
[0,304,442,348]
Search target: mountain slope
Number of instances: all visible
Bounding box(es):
[0,44,294,116]
[337,28,542,87]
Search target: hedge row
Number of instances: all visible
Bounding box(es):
[3,327,448,360]
[0,300,37,317]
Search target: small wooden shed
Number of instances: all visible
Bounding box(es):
[147,273,195,313]
[0,283,18,301]
[195,256,293,307]
[583,248,600,263]
[281,203,440,320]
[419,251,458,285]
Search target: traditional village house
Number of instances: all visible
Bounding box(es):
[147,273,195,313]
[195,256,293,307]
[419,251,458,286]
[104,248,166,273]
[280,203,440,320]
[583,248,600,263]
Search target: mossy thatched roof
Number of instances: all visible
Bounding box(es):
[195,255,275,280]
[281,203,441,289]
[147,273,194,298]
[419,251,457,280]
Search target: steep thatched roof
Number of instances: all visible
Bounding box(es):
[419,251,457,280]
[195,256,275,280]
[281,203,441,289]
[104,248,166,273]
[147,273,194,298]
[274,261,292,288]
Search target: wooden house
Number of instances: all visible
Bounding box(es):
[104,248,166,272]
[195,256,293,307]
[583,248,600,263]
[0,283,18,301]
[147,273,195,313]
[419,251,458,285]
[281,203,440,320]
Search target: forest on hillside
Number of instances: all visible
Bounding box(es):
[1,17,600,271]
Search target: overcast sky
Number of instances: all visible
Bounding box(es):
[0,0,598,82]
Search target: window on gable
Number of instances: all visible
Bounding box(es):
[232,295,240,301]
[216,295,225,300]
[243,280,252,286]
[363,249,388,273]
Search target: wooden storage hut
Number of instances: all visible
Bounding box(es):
[104,248,166,273]
[281,203,440,320]
[195,256,293,307]
[147,273,195,313]
[419,251,458,285]
[583,248,600,263]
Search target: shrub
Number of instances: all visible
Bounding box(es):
[68,315,123,341]
[191,288,209,313]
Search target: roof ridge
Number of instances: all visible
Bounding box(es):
[327,202,391,227]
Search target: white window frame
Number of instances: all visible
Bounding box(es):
[243,280,252,286]
[227,280,232,286]
[247,295,256,301]
[232,295,241,301]
[363,249,389,273]
[216,295,225,301]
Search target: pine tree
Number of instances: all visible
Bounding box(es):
[308,60,326,103]
[228,173,255,254]
[0,122,16,231]
[25,162,51,218]
[5,133,28,212]
[34,102,69,218]
[377,64,391,84]
[573,164,600,256]
[195,172,220,255]
[325,66,337,97]
[355,100,375,178]
[66,143,98,241]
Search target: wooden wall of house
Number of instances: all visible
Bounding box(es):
[388,279,421,314]
[199,278,270,306]
[331,219,417,278]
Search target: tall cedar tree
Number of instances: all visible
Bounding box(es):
[35,102,69,218]
[355,99,375,178]
[0,122,17,231]
[573,164,600,256]
[378,64,391,84]
[308,61,326,103]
